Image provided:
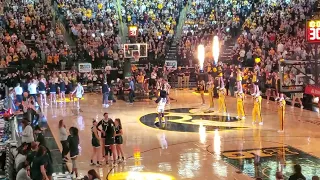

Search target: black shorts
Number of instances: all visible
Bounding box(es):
[92,138,100,147]
[70,151,79,158]
[105,137,115,145]
[115,136,123,144]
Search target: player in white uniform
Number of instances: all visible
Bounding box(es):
[154,98,167,128]
[72,83,84,109]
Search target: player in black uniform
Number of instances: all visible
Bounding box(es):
[90,120,101,166]
[96,113,108,160]
[67,127,79,178]
[105,118,117,164]
[96,112,116,164]
[115,118,124,162]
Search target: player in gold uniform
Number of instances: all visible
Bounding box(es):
[277,93,286,133]
[252,93,263,125]
[218,88,227,113]
[236,91,245,120]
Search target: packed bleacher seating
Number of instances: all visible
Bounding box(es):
[177,0,253,67]
[57,0,122,68]
[123,0,185,63]
[1,0,70,71]
[230,0,315,92]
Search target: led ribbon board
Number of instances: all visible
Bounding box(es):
[306,20,320,43]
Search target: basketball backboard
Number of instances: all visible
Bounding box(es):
[279,60,314,93]
[123,43,148,58]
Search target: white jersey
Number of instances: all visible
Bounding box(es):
[157,98,167,113]
[73,85,84,98]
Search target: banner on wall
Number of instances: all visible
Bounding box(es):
[78,63,92,73]
[165,60,177,69]
[305,85,320,96]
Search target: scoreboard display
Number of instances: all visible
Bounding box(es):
[128,26,138,37]
[306,20,320,43]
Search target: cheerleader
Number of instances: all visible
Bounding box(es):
[38,76,48,106]
[198,80,205,105]
[155,97,167,128]
[49,79,57,104]
[252,92,263,125]
[236,91,245,120]
[72,83,84,108]
[218,87,227,113]
[251,65,260,96]
[59,79,66,102]
[278,93,286,132]
[207,76,215,110]
[236,67,243,92]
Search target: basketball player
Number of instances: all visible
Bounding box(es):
[252,93,263,125]
[277,93,286,133]
[236,91,245,120]
[154,97,167,128]
[96,113,109,162]
[218,88,227,113]
[104,118,117,165]
[72,82,84,109]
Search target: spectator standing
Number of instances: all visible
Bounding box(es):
[289,164,306,180]
[59,120,69,162]
[184,66,190,89]
[30,145,50,180]
[128,77,135,104]
[28,80,38,103]
[229,72,236,97]
[21,120,34,146]
[14,83,23,103]
[34,125,46,147]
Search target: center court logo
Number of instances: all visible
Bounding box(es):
[139,108,248,132]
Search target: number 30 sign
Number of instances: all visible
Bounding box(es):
[306,20,320,43]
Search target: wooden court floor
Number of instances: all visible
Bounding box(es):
[42,90,320,180]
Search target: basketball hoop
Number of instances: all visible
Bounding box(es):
[133,51,140,62]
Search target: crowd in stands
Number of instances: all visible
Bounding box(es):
[178,0,254,66]
[0,0,72,71]
[224,0,316,101]
[57,0,122,69]
[123,0,185,64]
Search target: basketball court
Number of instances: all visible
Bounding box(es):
[42,90,320,180]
